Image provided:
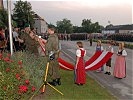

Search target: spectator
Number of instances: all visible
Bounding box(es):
[12,27,23,51]
[0,26,6,53]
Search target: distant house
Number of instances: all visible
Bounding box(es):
[33,14,48,36]
[102,24,133,34]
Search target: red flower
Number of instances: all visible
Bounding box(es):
[3,86,7,91]
[6,68,10,72]
[3,57,10,62]
[31,86,36,92]
[7,53,11,58]
[3,57,13,63]
[18,85,28,93]
[25,80,30,85]
[16,73,21,80]
[18,60,22,65]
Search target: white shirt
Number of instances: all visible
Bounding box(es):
[118,49,127,56]
[12,31,19,41]
[76,48,86,57]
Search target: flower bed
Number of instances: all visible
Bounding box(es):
[0,52,47,99]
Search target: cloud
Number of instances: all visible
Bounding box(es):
[4,0,132,26]
[29,1,132,26]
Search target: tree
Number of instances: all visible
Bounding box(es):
[56,18,73,34]
[81,19,92,33]
[81,19,103,33]
[13,0,35,28]
[73,26,83,33]
[0,9,8,28]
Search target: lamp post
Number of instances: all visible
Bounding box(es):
[7,0,13,55]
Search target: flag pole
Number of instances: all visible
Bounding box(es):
[7,0,13,55]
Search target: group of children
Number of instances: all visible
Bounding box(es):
[74,40,127,86]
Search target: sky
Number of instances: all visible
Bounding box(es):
[3,0,132,27]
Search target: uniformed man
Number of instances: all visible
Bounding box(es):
[20,24,31,51]
[45,27,61,86]
[28,30,39,55]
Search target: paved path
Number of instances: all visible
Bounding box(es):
[60,40,133,100]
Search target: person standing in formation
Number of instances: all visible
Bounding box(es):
[75,41,86,86]
[113,42,127,79]
[104,41,114,75]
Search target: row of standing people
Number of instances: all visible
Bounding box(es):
[74,40,127,86]
[0,25,46,55]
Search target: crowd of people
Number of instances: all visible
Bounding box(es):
[0,24,47,55]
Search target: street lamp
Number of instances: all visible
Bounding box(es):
[7,0,13,55]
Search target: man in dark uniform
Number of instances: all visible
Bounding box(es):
[20,24,31,51]
[28,30,39,55]
[45,27,61,86]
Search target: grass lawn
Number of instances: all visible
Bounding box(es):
[12,51,116,100]
[33,69,117,100]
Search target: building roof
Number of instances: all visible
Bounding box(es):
[34,14,44,21]
[104,24,133,30]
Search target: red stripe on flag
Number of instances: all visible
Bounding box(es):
[58,58,74,70]
[85,51,102,67]
[85,52,113,71]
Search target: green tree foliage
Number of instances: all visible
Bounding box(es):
[81,19,103,33]
[82,19,92,33]
[0,9,8,28]
[13,0,34,28]
[56,18,73,34]
[73,26,83,33]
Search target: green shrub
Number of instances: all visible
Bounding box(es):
[0,52,47,100]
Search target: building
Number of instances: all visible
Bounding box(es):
[0,0,4,9]
[33,14,48,36]
[102,24,133,34]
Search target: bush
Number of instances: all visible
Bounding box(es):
[0,52,47,99]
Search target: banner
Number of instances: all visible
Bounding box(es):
[38,40,113,71]
[58,51,113,71]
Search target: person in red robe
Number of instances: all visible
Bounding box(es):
[75,41,86,85]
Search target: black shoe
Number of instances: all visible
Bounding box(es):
[48,80,57,86]
[56,78,61,85]
[108,72,111,75]
[104,72,108,74]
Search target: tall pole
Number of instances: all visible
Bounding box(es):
[7,0,13,55]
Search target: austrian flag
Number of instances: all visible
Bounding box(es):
[38,41,113,71]
[58,51,113,71]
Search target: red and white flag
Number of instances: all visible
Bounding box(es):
[58,51,113,71]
